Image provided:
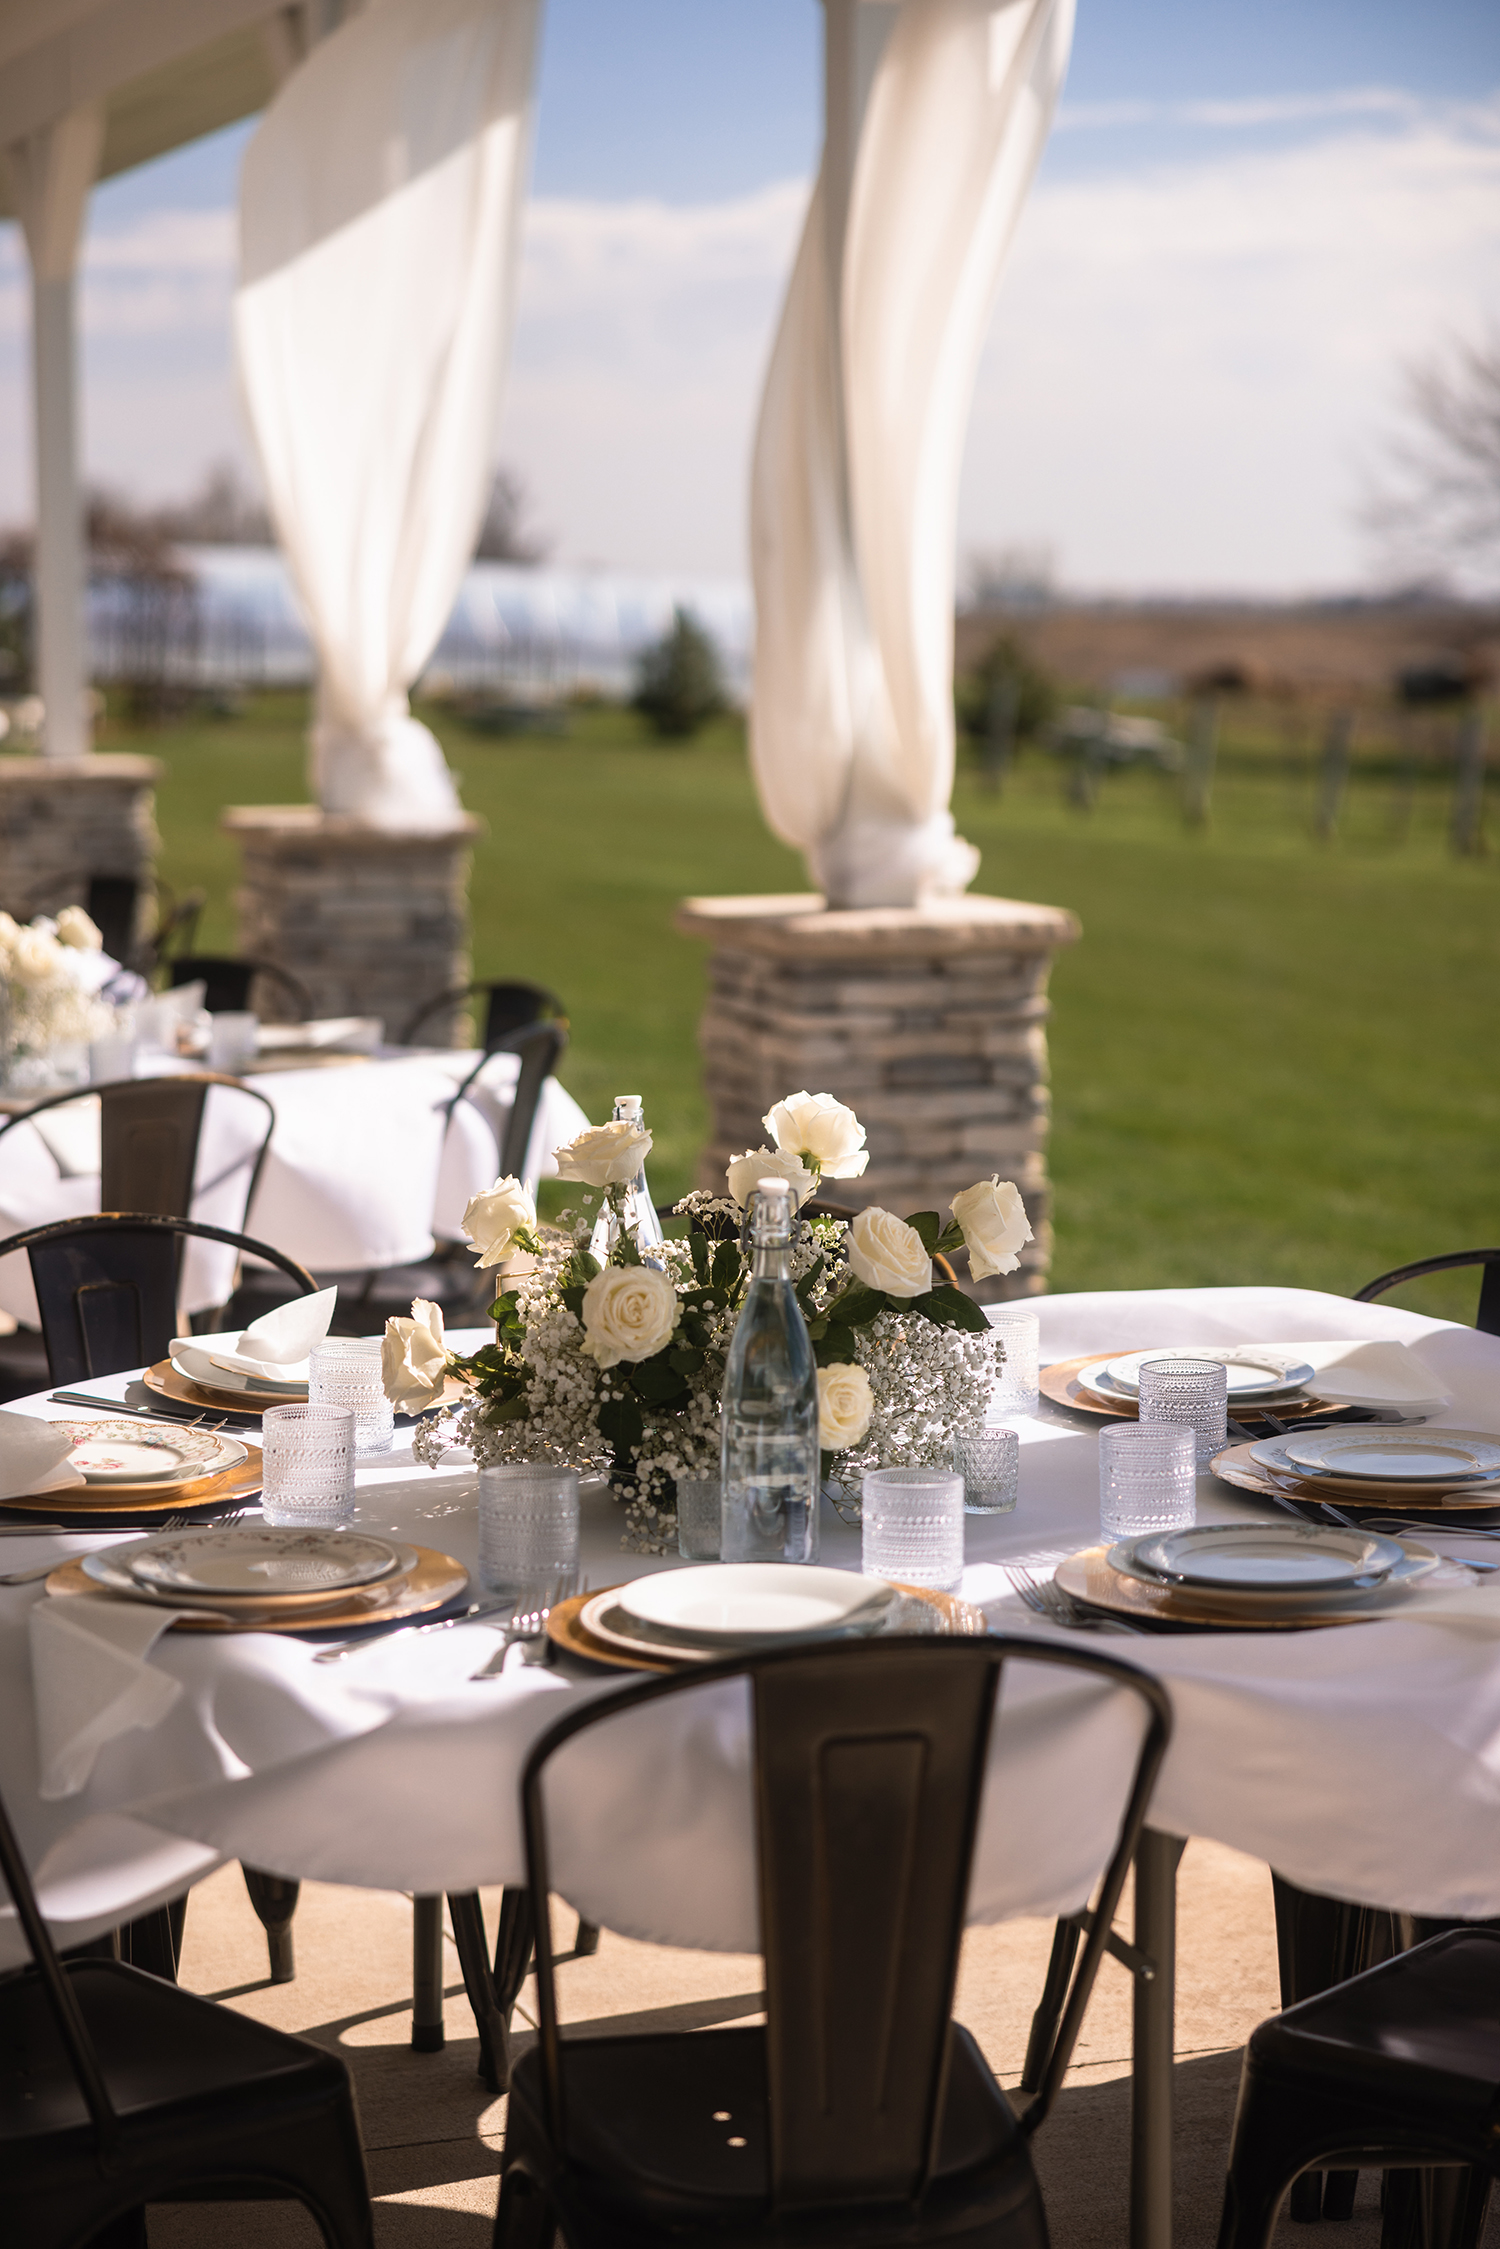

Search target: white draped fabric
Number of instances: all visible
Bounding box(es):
[750,0,1073,907]
[233,0,542,829]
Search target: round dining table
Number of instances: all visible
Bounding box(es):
[3,1281,1499,2249]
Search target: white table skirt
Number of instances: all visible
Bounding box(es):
[0,1051,589,1319]
[4,1285,1500,1968]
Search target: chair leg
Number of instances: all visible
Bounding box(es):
[449,1891,514,2094]
[119,1896,184,1983]
[1020,1916,1083,2095]
[242,1864,300,1983]
[573,1916,600,1957]
[1323,2168,1360,2220]
[494,2163,556,2249]
[412,1893,447,2052]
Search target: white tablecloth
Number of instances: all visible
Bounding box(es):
[0,1050,589,1319]
[4,1286,1500,1968]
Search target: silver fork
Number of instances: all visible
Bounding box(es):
[1009,1563,1147,1635]
[0,1504,257,1587]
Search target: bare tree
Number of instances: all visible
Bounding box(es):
[1368,332,1500,584]
[473,465,549,564]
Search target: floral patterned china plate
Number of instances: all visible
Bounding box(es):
[58,1420,245,1485]
[119,1527,406,1598]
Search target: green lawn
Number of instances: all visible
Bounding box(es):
[89,690,1499,1323]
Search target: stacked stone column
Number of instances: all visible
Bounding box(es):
[224,807,483,1035]
[675,892,1080,1299]
[0,756,161,953]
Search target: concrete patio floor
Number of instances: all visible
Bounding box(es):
[146,1839,1399,2248]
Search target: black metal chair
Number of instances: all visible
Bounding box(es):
[0,1074,276,1233]
[495,1634,1171,2249]
[1216,1927,1500,2249]
[169,954,312,1021]
[399,978,567,1051]
[84,875,142,969]
[1356,1251,1500,1337]
[0,1213,315,1387]
[0,1760,374,2248]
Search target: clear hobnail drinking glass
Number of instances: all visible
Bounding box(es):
[260,1402,356,1527]
[207,1011,258,1073]
[310,1337,395,1456]
[1136,1356,1228,1465]
[478,1464,580,1619]
[861,1466,965,1592]
[1098,1421,1197,1541]
[988,1309,1040,1421]
[676,1477,722,1561]
[954,1427,1020,1515]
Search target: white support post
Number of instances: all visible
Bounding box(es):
[4,105,104,761]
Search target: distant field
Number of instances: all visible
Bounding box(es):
[97,688,1499,1324]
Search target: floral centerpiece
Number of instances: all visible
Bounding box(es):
[0,909,119,1088]
[385,1090,1033,1551]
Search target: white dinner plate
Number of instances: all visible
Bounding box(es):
[170,1336,311,1395]
[1115,1522,1405,1593]
[1091,1348,1316,1401]
[1105,1538,1442,1614]
[123,1527,405,1598]
[57,1419,246,1486]
[1246,1436,1500,1503]
[1280,1428,1500,1484]
[581,1584,893,1663]
[612,1564,895,1646]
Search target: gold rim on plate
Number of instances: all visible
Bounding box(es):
[146,1359,474,1418]
[43,1542,468,1632]
[546,1579,984,1671]
[1054,1545,1388,1631]
[1210,1440,1500,1512]
[1039,1354,1331,1423]
[0,1452,264,1516]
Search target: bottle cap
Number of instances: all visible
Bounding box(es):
[756,1176,792,1200]
[613,1095,643,1117]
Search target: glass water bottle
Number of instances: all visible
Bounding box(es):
[589,1094,666,1265]
[720,1176,819,1564]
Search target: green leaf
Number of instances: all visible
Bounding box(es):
[933,1219,965,1255]
[598,1394,644,1454]
[614,1231,642,1267]
[710,1237,742,1295]
[688,1230,709,1284]
[668,1344,705,1376]
[793,1254,826,1309]
[560,1283,589,1318]
[827,1278,886,1328]
[905,1210,943,1252]
[488,1394,531,1424]
[813,1333,858,1368]
[912,1284,991,1334]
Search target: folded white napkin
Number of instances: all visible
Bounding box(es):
[1287,1338,1453,1416]
[30,1594,187,1798]
[171,1286,337,1385]
[0,1413,84,1501]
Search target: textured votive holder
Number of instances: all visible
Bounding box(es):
[676,1477,722,1561]
[1099,1420,1197,1541]
[987,1308,1040,1421]
[478,1463,580,1617]
[310,1337,395,1456]
[954,1427,1020,1515]
[861,1466,965,1593]
[260,1402,356,1527]
[1136,1356,1228,1466]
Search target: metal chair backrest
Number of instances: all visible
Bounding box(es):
[497,1021,568,1179]
[84,873,140,967]
[0,1213,317,1383]
[0,1075,276,1234]
[169,955,312,1021]
[0,1768,121,2162]
[521,1635,1170,2212]
[1355,1250,1500,1337]
[400,979,567,1051]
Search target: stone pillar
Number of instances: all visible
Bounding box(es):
[223,807,484,1035]
[0,756,162,951]
[675,891,1081,1299]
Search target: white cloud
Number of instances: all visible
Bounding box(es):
[0,98,1495,591]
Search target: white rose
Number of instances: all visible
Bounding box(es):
[725,1148,816,1209]
[554,1119,653,1187]
[950,1177,1033,1280]
[9,928,61,988]
[762,1090,869,1180]
[55,906,102,950]
[461,1175,537,1269]
[0,913,19,959]
[381,1297,449,1411]
[817,1362,874,1451]
[847,1207,932,1299]
[580,1264,680,1368]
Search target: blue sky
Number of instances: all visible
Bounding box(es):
[2,0,1497,590]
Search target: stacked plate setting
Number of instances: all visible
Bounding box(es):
[581,1564,898,1663]
[83,1526,419,1621]
[62,1420,248,1487]
[1250,1427,1500,1512]
[168,1333,311,1402]
[1076,1347,1317,1413]
[1101,1522,1440,1623]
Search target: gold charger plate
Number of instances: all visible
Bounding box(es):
[147,1360,472,1418]
[546,1579,984,1672]
[1209,1440,1500,1513]
[44,1542,468,1632]
[1055,1545,1386,1631]
[0,1452,263,1517]
[1040,1354,1330,1422]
